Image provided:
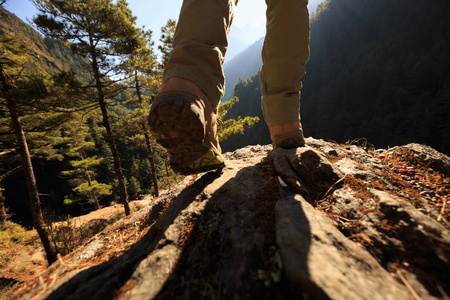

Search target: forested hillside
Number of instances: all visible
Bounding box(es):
[0,0,254,242]
[222,38,263,103]
[0,8,90,81]
[0,4,180,232]
[1,1,449,297]
[221,72,271,151]
[223,0,450,155]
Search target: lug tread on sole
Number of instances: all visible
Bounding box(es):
[149,96,208,170]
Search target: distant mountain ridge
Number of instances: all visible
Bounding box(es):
[225,34,251,64]
[223,37,263,103]
[222,0,325,102]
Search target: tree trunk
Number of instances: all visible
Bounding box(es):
[1,67,57,264]
[86,174,101,210]
[4,97,58,265]
[134,71,159,197]
[91,56,130,215]
[164,157,172,190]
[143,128,159,197]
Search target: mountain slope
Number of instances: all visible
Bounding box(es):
[221,72,271,152]
[0,7,90,81]
[301,0,450,154]
[223,0,324,69]
[222,37,263,102]
[0,7,93,228]
[220,0,450,155]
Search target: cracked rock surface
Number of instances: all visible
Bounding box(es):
[8,139,450,300]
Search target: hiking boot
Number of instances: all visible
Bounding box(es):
[148,90,225,175]
[270,122,305,149]
[272,128,305,149]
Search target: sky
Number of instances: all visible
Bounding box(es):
[5,0,265,39]
[4,0,320,60]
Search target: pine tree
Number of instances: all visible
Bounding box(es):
[61,137,112,210]
[127,176,141,200]
[33,0,142,215]
[158,19,177,71]
[218,97,260,141]
[0,22,58,264]
[121,28,160,196]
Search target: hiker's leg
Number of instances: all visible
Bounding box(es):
[162,0,239,109]
[260,0,310,127]
[150,0,238,174]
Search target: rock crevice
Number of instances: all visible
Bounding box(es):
[8,140,450,300]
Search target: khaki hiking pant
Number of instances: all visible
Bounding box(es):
[163,0,310,126]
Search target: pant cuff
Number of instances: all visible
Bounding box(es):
[262,92,301,126]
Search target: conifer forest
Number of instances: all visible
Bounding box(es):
[0,0,259,264]
[0,0,449,268]
[222,0,450,157]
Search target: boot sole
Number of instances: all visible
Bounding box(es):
[148,94,225,175]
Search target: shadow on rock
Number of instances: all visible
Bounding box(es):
[153,161,312,300]
[42,170,223,300]
[12,143,421,300]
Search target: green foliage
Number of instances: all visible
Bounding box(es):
[0,33,28,68]
[220,73,271,151]
[127,176,141,200]
[73,181,112,197]
[0,7,90,80]
[32,0,141,110]
[158,19,176,71]
[58,121,113,209]
[0,5,195,228]
[218,97,259,141]
[33,0,146,213]
[1,3,183,235]
[0,222,33,247]
[0,221,39,269]
[122,28,159,94]
[0,8,93,164]
[33,0,140,64]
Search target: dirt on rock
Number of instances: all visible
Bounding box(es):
[0,200,150,295]
[4,139,450,300]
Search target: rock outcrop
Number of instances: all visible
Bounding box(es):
[8,138,450,300]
